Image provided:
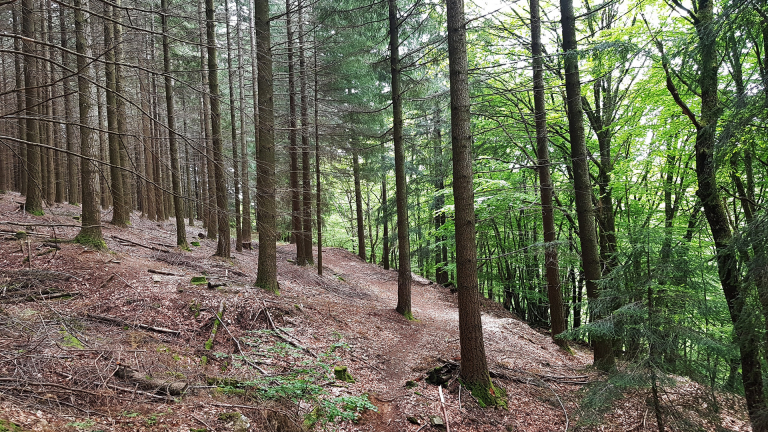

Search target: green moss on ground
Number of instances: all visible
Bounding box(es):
[466,380,507,409]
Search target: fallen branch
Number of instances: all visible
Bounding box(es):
[114,364,187,396]
[86,314,180,336]
[148,269,180,276]
[111,235,171,253]
[213,305,269,375]
[54,371,170,400]
[439,385,451,432]
[263,301,317,358]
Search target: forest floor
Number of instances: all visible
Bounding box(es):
[0,192,752,432]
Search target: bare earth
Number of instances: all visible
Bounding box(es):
[0,192,750,431]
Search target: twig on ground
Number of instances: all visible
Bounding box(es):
[439,385,451,432]
[111,235,171,253]
[147,269,179,276]
[214,311,269,375]
[191,414,215,432]
[86,314,180,336]
[263,300,317,358]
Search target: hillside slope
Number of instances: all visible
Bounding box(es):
[0,193,749,431]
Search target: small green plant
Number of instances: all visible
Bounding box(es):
[121,411,139,418]
[191,241,200,247]
[65,419,94,429]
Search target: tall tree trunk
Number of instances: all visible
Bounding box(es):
[286,0,305,263]
[22,0,42,215]
[199,0,217,239]
[237,0,252,248]
[206,0,231,258]
[254,0,279,292]
[314,39,322,275]
[225,0,243,252]
[60,6,79,204]
[248,0,261,245]
[113,1,133,214]
[559,0,612,369]
[162,0,188,249]
[695,0,764,425]
[73,0,103,247]
[13,5,26,196]
[532,0,567,349]
[446,0,497,401]
[352,148,366,261]
[104,3,127,226]
[47,2,64,204]
[298,0,313,264]
[388,0,412,318]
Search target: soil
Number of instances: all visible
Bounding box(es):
[0,192,751,431]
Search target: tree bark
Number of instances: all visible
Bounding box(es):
[532,0,567,349]
[352,148,366,261]
[388,0,412,318]
[382,173,390,270]
[446,0,493,394]
[298,0,313,264]
[559,0,613,369]
[314,39,322,275]
[225,0,243,252]
[162,0,188,249]
[254,0,279,292]
[237,0,252,248]
[22,0,43,215]
[73,0,103,247]
[60,6,79,204]
[286,0,305,263]
[104,3,127,226]
[206,0,231,258]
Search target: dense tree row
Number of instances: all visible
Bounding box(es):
[2,0,767,428]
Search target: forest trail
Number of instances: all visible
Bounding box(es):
[0,193,749,431]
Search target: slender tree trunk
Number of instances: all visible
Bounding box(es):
[286,1,305,263]
[249,0,261,243]
[104,3,127,226]
[162,0,188,248]
[13,5,26,196]
[95,71,110,209]
[382,173,390,270]
[206,0,231,258]
[298,1,313,264]
[73,0,103,247]
[113,1,133,215]
[532,0,567,349]
[314,40,322,275]
[224,0,243,252]
[59,6,79,204]
[254,0,279,292]
[139,69,157,221]
[388,0,412,318]
[199,0,217,239]
[352,148,366,261]
[559,0,612,369]
[22,0,42,215]
[432,110,448,285]
[237,0,252,247]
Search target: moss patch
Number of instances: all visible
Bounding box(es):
[73,233,106,250]
[466,380,507,409]
[190,276,207,285]
[0,419,24,432]
[334,365,355,383]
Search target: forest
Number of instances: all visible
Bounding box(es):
[0,0,767,429]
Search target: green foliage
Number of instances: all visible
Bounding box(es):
[190,276,207,285]
[0,420,23,432]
